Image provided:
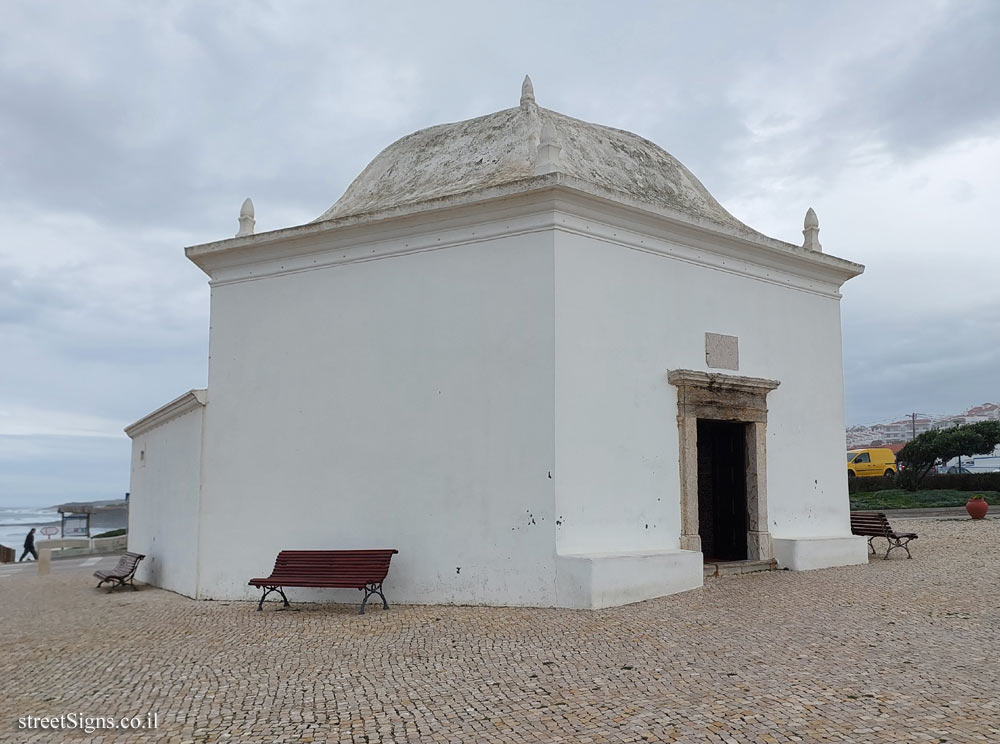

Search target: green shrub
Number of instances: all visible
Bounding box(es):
[848,474,899,494]
[92,528,127,539]
[848,471,1000,495]
[910,472,1000,492]
[850,489,1000,510]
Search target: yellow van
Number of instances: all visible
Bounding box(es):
[847,448,897,478]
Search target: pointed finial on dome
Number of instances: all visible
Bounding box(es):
[533,117,562,176]
[520,75,535,107]
[804,207,818,229]
[802,207,821,252]
[236,197,255,237]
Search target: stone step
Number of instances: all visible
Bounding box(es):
[704,559,778,578]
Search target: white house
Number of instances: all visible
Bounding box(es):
[126,77,868,609]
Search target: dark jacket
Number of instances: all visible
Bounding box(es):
[24,531,35,549]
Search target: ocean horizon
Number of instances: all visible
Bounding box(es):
[0,505,127,552]
[0,506,61,552]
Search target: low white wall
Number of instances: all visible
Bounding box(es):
[127,399,204,597]
[773,536,869,571]
[92,535,128,552]
[556,550,703,609]
[34,538,89,551]
[34,535,128,557]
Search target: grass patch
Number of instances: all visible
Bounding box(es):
[92,528,127,539]
[850,489,1000,511]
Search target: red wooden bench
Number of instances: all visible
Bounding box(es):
[249,549,398,614]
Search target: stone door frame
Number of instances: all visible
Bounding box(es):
[667,369,780,560]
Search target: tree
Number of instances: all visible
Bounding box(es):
[896,420,1000,490]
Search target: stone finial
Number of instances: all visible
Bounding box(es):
[533,118,562,176]
[237,197,255,237]
[520,74,535,107]
[802,207,821,252]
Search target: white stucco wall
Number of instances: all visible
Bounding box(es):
[132,188,865,608]
[127,402,204,596]
[553,229,855,556]
[197,231,558,605]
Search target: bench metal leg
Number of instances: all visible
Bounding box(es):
[360,582,389,615]
[96,575,138,592]
[256,586,290,611]
[884,537,915,559]
[867,537,876,555]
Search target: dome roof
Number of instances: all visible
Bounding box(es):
[316,78,747,231]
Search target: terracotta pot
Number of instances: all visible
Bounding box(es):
[966,498,989,520]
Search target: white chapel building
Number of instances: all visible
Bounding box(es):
[126,77,868,609]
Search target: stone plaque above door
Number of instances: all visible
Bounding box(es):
[705,333,739,370]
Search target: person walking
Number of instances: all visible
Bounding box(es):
[19,528,38,561]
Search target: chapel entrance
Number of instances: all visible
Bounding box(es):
[696,419,748,561]
[667,369,780,563]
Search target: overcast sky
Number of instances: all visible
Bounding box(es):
[2,1,998,508]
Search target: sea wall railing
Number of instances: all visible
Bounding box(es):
[0,535,128,563]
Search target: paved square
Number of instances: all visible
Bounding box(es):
[2,517,999,743]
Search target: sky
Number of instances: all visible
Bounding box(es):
[1,0,998,508]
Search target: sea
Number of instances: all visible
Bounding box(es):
[0,506,61,552]
[0,505,128,552]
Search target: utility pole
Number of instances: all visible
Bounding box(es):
[911,412,917,441]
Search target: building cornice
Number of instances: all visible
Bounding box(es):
[185,176,864,298]
[125,389,207,438]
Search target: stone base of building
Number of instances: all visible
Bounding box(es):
[555,549,703,609]
[772,535,869,571]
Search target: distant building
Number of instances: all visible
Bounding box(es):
[128,78,867,609]
[846,403,1000,449]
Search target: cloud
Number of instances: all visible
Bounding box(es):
[865,3,1000,156]
[0,435,129,506]
[1,0,998,505]
[708,1,1000,207]
[0,204,209,426]
[0,405,125,438]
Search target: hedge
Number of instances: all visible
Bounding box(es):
[850,489,1000,511]
[848,471,1000,495]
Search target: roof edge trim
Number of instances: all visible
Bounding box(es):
[186,173,861,276]
[125,389,207,438]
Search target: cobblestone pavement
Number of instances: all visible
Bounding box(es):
[2,518,998,743]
